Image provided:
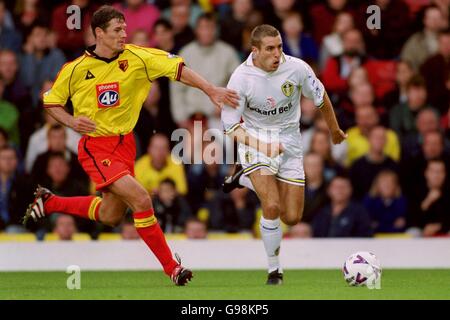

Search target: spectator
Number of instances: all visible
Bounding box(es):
[170,13,240,129]
[322,29,367,97]
[134,19,179,150]
[259,0,300,32]
[420,29,450,115]
[0,50,31,111]
[382,60,415,110]
[319,12,354,70]
[350,126,399,200]
[363,170,407,233]
[163,0,203,30]
[0,78,20,146]
[401,5,446,71]
[0,0,22,54]
[19,23,66,107]
[52,214,77,241]
[286,222,312,238]
[347,106,400,166]
[219,0,253,56]
[44,152,87,196]
[166,3,196,50]
[310,130,344,181]
[389,75,433,139]
[309,0,353,44]
[0,146,32,232]
[130,29,150,47]
[408,160,450,237]
[312,175,373,238]
[302,108,348,166]
[120,219,140,240]
[184,217,208,239]
[30,124,86,185]
[153,18,178,53]
[13,0,50,35]
[153,178,192,233]
[113,0,160,46]
[356,0,411,59]
[0,49,34,152]
[401,108,443,161]
[401,130,450,199]
[25,99,81,173]
[303,153,328,223]
[51,0,98,59]
[135,133,188,195]
[281,11,318,64]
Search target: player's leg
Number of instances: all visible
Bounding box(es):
[276,181,304,226]
[275,150,305,226]
[107,174,192,285]
[248,168,284,284]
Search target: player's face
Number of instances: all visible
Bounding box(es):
[97,18,127,53]
[253,35,283,72]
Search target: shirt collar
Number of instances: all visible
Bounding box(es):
[85,45,124,63]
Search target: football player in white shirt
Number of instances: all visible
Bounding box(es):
[221,25,347,285]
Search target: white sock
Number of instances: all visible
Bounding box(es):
[239,174,255,192]
[260,216,282,273]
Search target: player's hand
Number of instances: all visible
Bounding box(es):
[331,128,347,144]
[208,86,239,109]
[70,116,96,134]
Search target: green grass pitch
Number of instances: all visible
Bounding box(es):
[1,269,449,300]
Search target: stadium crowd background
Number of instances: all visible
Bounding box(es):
[0,0,449,241]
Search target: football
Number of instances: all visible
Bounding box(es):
[343,251,382,287]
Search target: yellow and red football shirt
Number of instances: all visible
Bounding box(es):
[43,44,184,137]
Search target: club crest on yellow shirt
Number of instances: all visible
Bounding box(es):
[118,60,128,72]
[281,81,294,97]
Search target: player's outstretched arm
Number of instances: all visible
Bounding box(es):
[45,106,96,135]
[179,66,239,109]
[319,92,347,144]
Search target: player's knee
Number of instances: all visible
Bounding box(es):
[265,202,281,217]
[283,215,301,226]
[133,193,152,212]
[101,214,123,227]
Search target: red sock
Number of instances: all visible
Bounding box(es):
[44,195,101,221]
[133,209,178,276]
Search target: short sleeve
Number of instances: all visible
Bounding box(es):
[143,48,185,81]
[221,70,246,134]
[43,63,72,107]
[300,61,325,108]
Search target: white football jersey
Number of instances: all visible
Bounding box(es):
[221,53,325,137]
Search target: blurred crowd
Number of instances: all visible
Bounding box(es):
[0,0,449,240]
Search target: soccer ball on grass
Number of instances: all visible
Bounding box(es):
[342,251,382,287]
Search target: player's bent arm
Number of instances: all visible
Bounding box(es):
[318,92,347,144]
[227,126,283,158]
[179,66,239,109]
[44,105,96,135]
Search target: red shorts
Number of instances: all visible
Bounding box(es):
[78,132,136,191]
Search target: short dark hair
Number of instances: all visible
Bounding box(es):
[196,12,216,27]
[154,18,172,31]
[406,75,426,90]
[250,24,280,48]
[91,5,125,36]
[160,178,176,189]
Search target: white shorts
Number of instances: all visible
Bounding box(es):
[237,128,305,186]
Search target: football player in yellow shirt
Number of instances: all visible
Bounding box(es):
[23,5,239,286]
